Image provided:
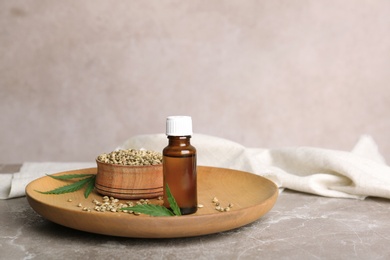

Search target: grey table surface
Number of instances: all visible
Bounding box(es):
[1,164,390,260]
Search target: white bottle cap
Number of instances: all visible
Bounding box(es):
[166,116,193,136]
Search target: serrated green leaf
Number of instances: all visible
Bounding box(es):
[84,175,96,198]
[36,176,92,195]
[47,173,94,180]
[166,184,181,216]
[121,204,175,217]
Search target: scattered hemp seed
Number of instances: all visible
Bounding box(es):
[77,203,82,207]
[82,207,91,212]
[211,196,233,213]
[197,204,204,208]
[67,198,72,202]
[86,196,152,215]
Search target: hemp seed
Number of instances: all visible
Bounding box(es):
[211,196,234,213]
[97,149,163,166]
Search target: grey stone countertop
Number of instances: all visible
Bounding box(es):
[1,164,390,259]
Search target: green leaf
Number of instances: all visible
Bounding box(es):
[84,175,96,198]
[119,185,183,217]
[47,174,94,180]
[166,184,181,216]
[121,204,175,217]
[36,176,93,196]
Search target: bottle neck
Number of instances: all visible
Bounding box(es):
[167,136,191,146]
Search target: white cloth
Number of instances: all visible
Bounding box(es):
[1,134,389,200]
[119,133,390,200]
[0,162,95,199]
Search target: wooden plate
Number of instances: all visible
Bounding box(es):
[26,166,278,238]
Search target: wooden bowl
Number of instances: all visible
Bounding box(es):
[95,160,163,199]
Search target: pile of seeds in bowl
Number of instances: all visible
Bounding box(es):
[97,149,163,166]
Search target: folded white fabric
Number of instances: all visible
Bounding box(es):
[120,133,390,200]
[1,134,389,200]
[0,162,95,199]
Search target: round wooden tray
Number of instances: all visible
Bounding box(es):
[26,166,278,238]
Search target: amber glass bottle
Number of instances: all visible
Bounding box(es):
[163,116,197,215]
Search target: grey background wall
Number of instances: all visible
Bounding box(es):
[1,1,389,163]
